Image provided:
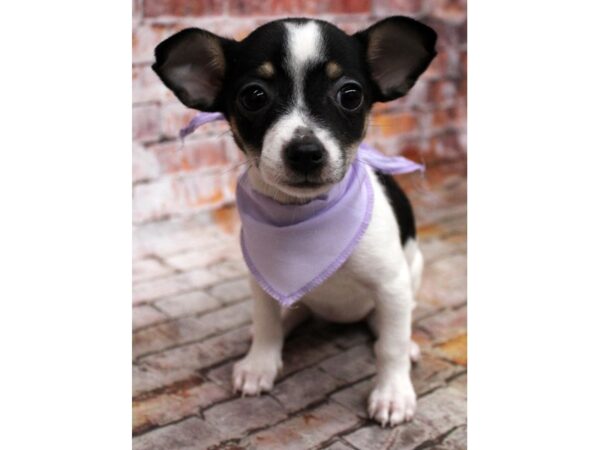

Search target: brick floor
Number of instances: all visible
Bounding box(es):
[132,160,467,449]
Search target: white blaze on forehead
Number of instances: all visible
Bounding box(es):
[284,21,324,104]
[285,21,323,69]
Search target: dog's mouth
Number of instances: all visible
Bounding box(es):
[266,174,342,201]
[284,178,336,189]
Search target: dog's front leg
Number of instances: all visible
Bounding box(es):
[233,278,283,396]
[368,273,417,427]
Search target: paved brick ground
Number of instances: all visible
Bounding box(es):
[132,160,467,449]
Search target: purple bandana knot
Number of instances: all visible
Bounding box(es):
[180,112,424,305]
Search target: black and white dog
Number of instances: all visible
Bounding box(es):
[153,16,437,427]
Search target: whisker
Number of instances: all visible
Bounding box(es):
[216,159,255,176]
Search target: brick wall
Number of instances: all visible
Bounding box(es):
[132,0,467,224]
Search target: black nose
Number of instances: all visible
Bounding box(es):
[284,140,326,173]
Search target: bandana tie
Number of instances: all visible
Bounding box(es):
[180,112,424,306]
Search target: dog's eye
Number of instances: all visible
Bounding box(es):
[239,84,269,112]
[336,83,363,111]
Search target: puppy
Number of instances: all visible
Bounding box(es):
[153,16,437,427]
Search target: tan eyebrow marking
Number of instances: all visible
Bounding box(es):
[325,61,343,79]
[256,61,275,79]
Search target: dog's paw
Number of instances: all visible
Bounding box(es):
[368,377,417,427]
[232,352,282,396]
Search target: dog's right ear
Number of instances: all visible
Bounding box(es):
[354,17,437,102]
[152,28,235,111]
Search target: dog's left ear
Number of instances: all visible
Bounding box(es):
[152,28,235,111]
[355,16,437,102]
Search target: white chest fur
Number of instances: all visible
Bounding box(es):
[301,167,422,322]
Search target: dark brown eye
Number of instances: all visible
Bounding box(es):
[239,84,269,111]
[336,83,363,111]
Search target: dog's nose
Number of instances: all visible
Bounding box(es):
[284,139,326,173]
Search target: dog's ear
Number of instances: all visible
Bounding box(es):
[152,28,235,111]
[355,16,437,102]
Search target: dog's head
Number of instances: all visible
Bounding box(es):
[153,17,436,200]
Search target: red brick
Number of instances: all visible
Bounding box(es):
[133,305,169,330]
[373,0,424,15]
[204,396,288,438]
[132,64,173,104]
[133,218,224,260]
[209,277,252,305]
[458,18,467,46]
[132,257,174,283]
[431,107,451,129]
[208,259,248,281]
[281,334,341,376]
[132,417,223,450]
[133,380,228,434]
[323,441,356,450]
[159,101,231,140]
[134,326,251,395]
[396,139,426,164]
[434,332,467,366]
[319,344,376,383]
[423,50,449,80]
[419,234,467,264]
[156,102,195,139]
[133,268,219,304]
[335,19,369,35]
[133,104,161,142]
[459,50,467,76]
[228,0,371,16]
[243,402,361,450]
[417,304,467,343]
[458,77,467,99]
[164,243,236,272]
[272,367,345,413]
[132,168,238,224]
[371,111,419,137]
[132,143,160,184]
[148,138,228,175]
[450,102,467,127]
[213,203,243,235]
[420,17,461,49]
[330,378,372,418]
[321,0,372,13]
[449,371,466,394]
[427,79,458,105]
[430,0,467,24]
[154,289,220,317]
[425,131,465,162]
[133,23,179,64]
[133,301,251,358]
[440,425,467,449]
[133,0,142,20]
[144,0,225,17]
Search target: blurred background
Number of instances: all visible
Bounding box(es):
[132,0,466,225]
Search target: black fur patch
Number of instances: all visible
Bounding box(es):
[375,172,417,245]
[153,17,437,163]
[216,19,374,155]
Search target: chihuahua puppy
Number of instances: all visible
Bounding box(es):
[153,16,437,427]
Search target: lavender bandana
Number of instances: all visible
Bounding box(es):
[181,112,424,306]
